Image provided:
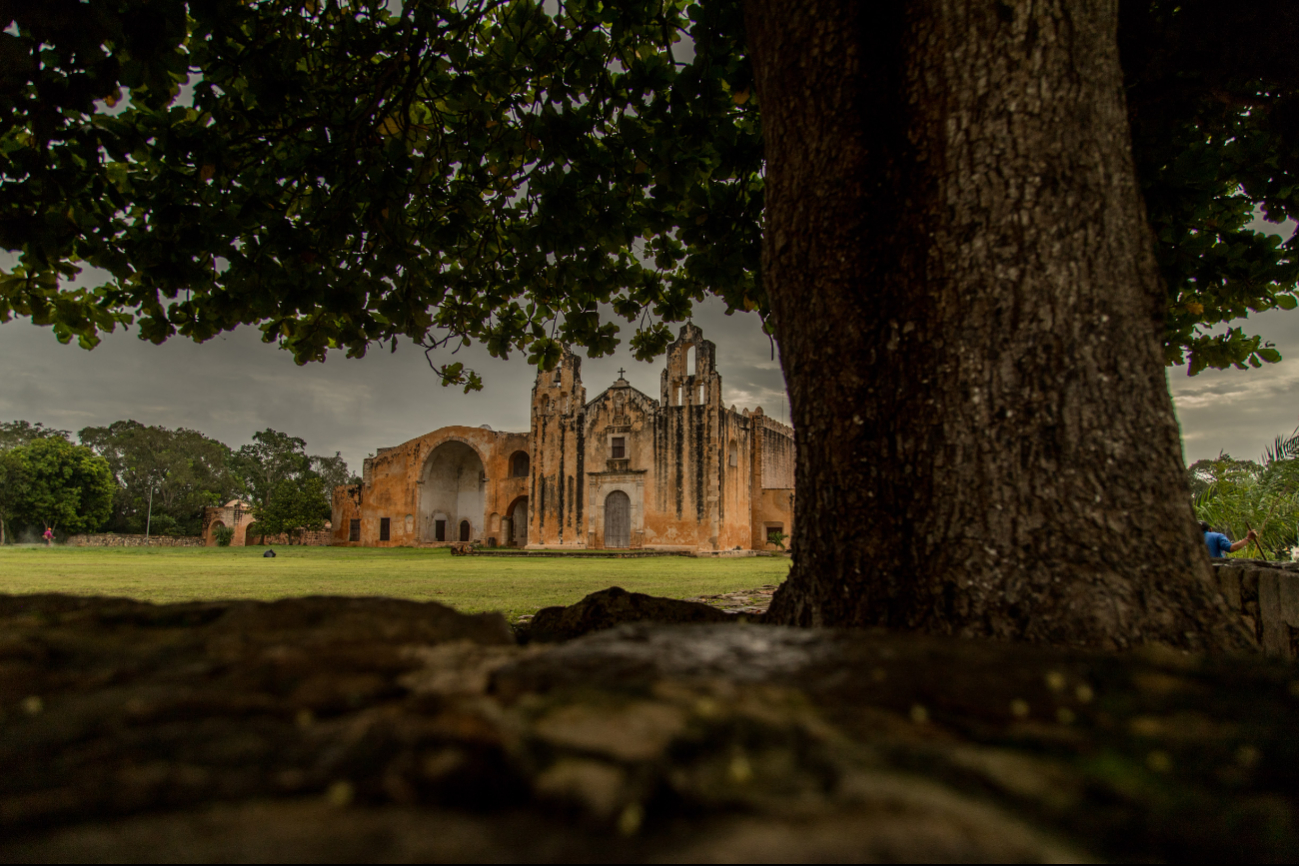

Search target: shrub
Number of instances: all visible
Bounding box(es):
[214,526,235,547]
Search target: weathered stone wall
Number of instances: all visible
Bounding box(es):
[332,426,530,548]
[1212,560,1299,658]
[243,529,334,548]
[748,408,796,550]
[66,533,205,548]
[531,349,588,548]
[334,324,794,552]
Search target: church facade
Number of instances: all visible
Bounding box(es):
[330,324,795,551]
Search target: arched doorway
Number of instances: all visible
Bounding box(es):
[507,496,528,547]
[207,520,226,546]
[604,491,630,549]
[244,523,261,546]
[419,441,486,543]
[459,520,471,542]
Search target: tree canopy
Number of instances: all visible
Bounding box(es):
[6,0,1291,382]
[79,419,237,534]
[3,437,115,535]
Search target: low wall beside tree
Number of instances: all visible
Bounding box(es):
[1212,560,1299,657]
[67,533,206,548]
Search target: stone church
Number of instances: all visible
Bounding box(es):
[331,323,795,551]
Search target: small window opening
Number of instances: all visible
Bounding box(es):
[379,517,390,541]
[685,344,696,374]
[512,452,530,477]
[435,519,446,542]
[349,519,361,542]
[674,385,681,406]
[697,384,704,404]
[767,525,785,544]
[611,436,626,459]
[728,441,738,467]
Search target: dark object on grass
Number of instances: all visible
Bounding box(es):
[263,549,276,558]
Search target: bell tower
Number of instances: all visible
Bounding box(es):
[660,322,721,409]
[529,347,586,546]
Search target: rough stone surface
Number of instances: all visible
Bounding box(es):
[2,594,1298,862]
[680,584,778,616]
[1212,561,1299,657]
[66,534,206,548]
[523,586,735,644]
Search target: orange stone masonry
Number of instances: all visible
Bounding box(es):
[332,324,795,551]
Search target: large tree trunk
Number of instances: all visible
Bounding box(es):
[746,0,1248,650]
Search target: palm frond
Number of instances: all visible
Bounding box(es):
[1264,425,1299,465]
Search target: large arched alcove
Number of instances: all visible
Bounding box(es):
[206,520,226,547]
[418,441,486,543]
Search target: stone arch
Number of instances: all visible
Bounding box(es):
[207,520,226,546]
[418,440,486,543]
[510,450,530,478]
[505,495,529,547]
[244,523,262,546]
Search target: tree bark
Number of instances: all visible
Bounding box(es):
[745,0,1248,650]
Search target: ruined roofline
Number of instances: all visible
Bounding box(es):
[368,424,530,464]
[746,409,794,438]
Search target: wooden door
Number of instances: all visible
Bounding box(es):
[604,491,630,549]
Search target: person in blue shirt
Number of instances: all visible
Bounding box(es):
[1200,521,1257,558]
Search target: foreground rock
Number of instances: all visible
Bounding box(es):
[522,586,735,643]
[1,593,1297,862]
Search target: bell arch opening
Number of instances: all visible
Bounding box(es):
[418,441,486,544]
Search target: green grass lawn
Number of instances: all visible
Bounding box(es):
[0,545,790,621]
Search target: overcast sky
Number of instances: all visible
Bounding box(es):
[1,220,1294,473]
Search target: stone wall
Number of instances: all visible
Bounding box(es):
[1212,560,1299,657]
[242,529,333,547]
[67,533,206,548]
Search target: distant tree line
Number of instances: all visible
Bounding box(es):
[0,420,358,544]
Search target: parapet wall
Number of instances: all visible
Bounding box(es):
[1212,560,1299,657]
[67,534,205,548]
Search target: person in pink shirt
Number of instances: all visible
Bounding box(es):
[42,527,53,547]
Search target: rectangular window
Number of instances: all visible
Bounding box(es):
[767,525,784,544]
[379,517,390,541]
[349,519,361,542]
[435,519,446,542]
[611,437,626,459]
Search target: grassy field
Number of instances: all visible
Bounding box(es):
[0,545,790,621]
